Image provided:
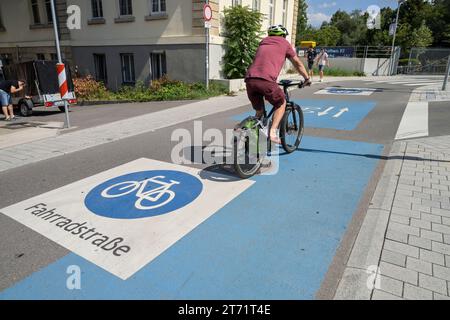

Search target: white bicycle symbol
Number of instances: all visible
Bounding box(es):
[101,176,180,210]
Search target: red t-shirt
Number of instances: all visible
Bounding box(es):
[245,36,296,83]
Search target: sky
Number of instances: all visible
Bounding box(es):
[306,0,402,27]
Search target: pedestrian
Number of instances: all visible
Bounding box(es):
[305,46,317,80]
[0,79,26,121]
[315,49,330,82]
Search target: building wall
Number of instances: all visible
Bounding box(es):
[72,44,205,90]
[0,0,299,88]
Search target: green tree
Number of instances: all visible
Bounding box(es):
[315,25,341,46]
[410,21,434,47]
[223,5,263,79]
[295,0,309,44]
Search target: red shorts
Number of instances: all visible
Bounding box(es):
[245,78,285,111]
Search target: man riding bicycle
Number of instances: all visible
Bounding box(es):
[245,25,311,144]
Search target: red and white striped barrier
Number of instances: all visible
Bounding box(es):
[56,63,70,100]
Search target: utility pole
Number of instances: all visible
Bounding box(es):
[390,0,405,75]
[50,0,71,128]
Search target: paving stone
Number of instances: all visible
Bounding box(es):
[433,265,450,281]
[388,221,420,237]
[391,214,410,225]
[409,235,432,250]
[406,257,432,275]
[412,204,432,213]
[384,240,420,258]
[391,207,421,219]
[372,289,403,300]
[378,275,404,297]
[420,212,442,224]
[386,229,408,244]
[420,249,446,266]
[432,223,450,235]
[410,218,431,230]
[421,229,444,242]
[419,273,448,295]
[433,292,450,300]
[381,249,406,267]
[379,261,418,285]
[403,284,433,300]
[413,191,431,200]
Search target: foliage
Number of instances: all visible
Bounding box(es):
[223,5,264,79]
[294,0,448,51]
[73,75,109,100]
[74,75,227,102]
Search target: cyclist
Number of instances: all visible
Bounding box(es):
[245,25,311,144]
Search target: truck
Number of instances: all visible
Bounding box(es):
[1,60,77,117]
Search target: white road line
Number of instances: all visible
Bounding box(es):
[395,101,429,140]
[402,82,441,87]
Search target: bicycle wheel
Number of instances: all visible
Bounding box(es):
[233,124,264,179]
[280,103,304,154]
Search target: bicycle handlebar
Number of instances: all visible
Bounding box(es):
[278,80,310,89]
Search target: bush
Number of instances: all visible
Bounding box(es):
[74,75,227,102]
[73,75,109,100]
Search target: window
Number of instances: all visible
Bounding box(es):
[120,53,135,84]
[268,0,275,25]
[232,0,242,6]
[282,0,288,26]
[91,0,104,18]
[50,53,58,61]
[37,53,46,60]
[94,54,108,83]
[150,52,166,80]
[31,0,41,24]
[252,0,260,11]
[119,0,133,16]
[151,0,166,14]
[45,0,53,24]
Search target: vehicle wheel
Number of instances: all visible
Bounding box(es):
[280,103,304,154]
[19,100,33,117]
[233,120,267,179]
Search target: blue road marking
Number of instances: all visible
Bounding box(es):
[85,170,203,219]
[232,99,377,131]
[0,136,383,300]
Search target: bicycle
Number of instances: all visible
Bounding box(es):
[233,79,307,179]
[100,176,180,210]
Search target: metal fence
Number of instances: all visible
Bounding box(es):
[398,48,450,75]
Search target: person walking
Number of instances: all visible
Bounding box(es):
[305,46,317,80]
[315,49,330,82]
[0,79,26,121]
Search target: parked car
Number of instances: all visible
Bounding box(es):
[2,60,77,117]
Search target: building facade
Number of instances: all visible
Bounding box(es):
[0,0,299,90]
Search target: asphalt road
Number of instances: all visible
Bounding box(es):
[0,77,448,299]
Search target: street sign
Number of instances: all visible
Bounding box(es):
[204,21,211,29]
[203,4,212,21]
[389,23,397,36]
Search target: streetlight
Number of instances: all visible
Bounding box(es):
[390,0,406,75]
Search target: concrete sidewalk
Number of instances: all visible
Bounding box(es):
[0,92,251,173]
[335,80,450,300]
[335,139,450,300]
